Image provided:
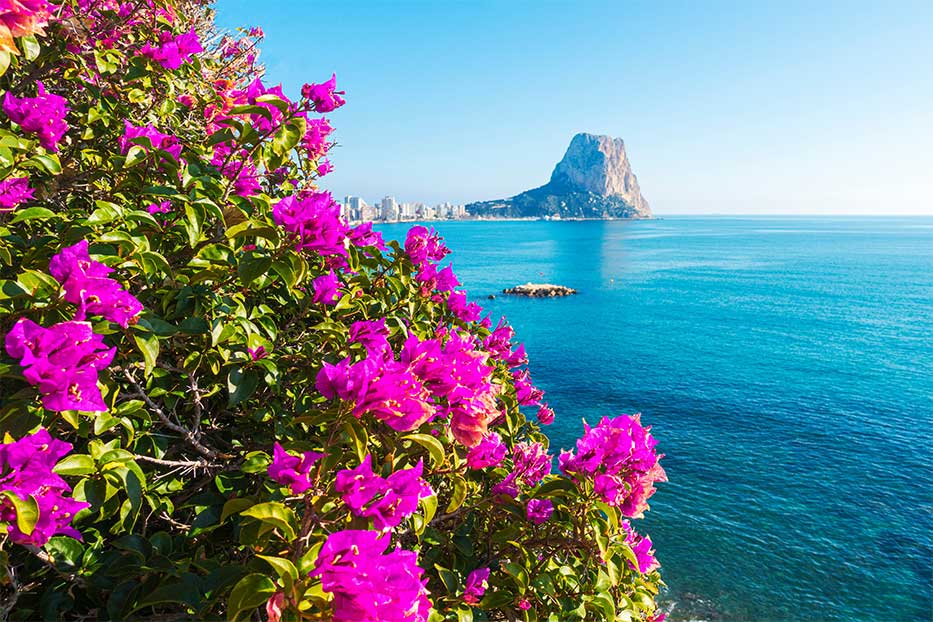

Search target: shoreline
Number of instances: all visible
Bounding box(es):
[367,216,658,225]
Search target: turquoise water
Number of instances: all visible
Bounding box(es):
[380,217,933,622]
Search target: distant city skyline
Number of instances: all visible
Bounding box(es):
[215,1,933,215]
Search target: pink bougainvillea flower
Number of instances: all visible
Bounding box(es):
[511,441,550,487]
[140,27,203,70]
[335,455,433,531]
[511,368,544,406]
[316,158,333,176]
[0,0,53,54]
[622,520,660,573]
[301,74,346,113]
[4,318,115,412]
[348,222,386,250]
[526,498,554,524]
[248,345,267,361]
[302,116,333,159]
[463,567,490,604]
[147,200,171,214]
[559,414,666,517]
[348,318,391,359]
[265,592,285,622]
[3,81,69,151]
[120,121,182,161]
[466,432,507,469]
[0,429,90,546]
[434,264,460,293]
[272,192,349,257]
[537,403,555,425]
[267,442,322,494]
[404,225,449,266]
[312,270,341,305]
[0,176,33,211]
[49,240,144,327]
[310,529,432,622]
[447,290,482,323]
[517,598,531,611]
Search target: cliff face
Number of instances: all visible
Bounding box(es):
[466,133,652,219]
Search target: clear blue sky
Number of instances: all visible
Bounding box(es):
[214,1,933,215]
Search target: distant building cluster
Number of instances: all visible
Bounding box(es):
[340,196,469,223]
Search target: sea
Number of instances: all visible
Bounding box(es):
[378,216,933,622]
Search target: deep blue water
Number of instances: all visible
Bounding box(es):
[379,217,933,622]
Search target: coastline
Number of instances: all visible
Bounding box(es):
[364,216,657,225]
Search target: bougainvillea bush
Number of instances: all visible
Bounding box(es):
[0,2,667,620]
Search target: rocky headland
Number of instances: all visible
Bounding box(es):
[466,132,652,219]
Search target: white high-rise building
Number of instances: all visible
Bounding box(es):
[380,196,399,221]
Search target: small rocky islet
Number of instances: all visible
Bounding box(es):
[502,283,578,297]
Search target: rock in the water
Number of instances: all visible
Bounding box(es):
[503,283,577,297]
[466,132,651,219]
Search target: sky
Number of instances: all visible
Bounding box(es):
[214,1,933,215]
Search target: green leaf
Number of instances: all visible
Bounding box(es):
[227,367,259,406]
[124,145,148,168]
[237,253,272,285]
[256,554,299,583]
[502,562,529,590]
[228,574,276,622]
[23,153,62,175]
[133,331,159,376]
[435,565,459,593]
[93,49,119,74]
[1,491,38,536]
[446,474,468,513]
[402,433,445,469]
[220,498,255,523]
[10,207,59,223]
[240,502,298,541]
[53,454,96,476]
[21,35,40,61]
[343,419,368,463]
[419,494,438,525]
[240,451,271,474]
[134,573,203,610]
[0,51,10,77]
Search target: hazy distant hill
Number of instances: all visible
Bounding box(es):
[466,133,652,219]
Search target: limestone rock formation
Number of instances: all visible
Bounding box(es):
[502,283,578,297]
[466,133,652,219]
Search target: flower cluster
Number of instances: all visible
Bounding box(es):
[463,567,490,604]
[301,74,346,113]
[622,520,660,574]
[2,81,69,151]
[0,429,89,546]
[312,270,341,305]
[317,327,503,446]
[466,432,507,469]
[0,175,33,211]
[120,121,183,162]
[49,241,144,327]
[335,455,433,531]
[141,28,203,70]
[526,498,554,524]
[0,0,53,54]
[5,319,115,412]
[272,191,348,257]
[559,414,667,518]
[404,226,487,323]
[267,443,323,494]
[493,441,551,497]
[310,530,431,622]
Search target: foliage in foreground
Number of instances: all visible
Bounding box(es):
[0,2,667,620]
